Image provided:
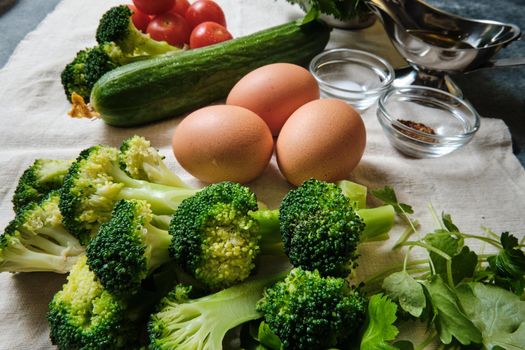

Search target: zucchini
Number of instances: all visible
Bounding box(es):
[90,19,331,127]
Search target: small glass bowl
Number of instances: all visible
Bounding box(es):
[377,86,480,158]
[309,48,394,111]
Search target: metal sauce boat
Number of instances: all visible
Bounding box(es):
[365,0,522,96]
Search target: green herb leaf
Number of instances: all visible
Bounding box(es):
[372,186,414,215]
[486,232,525,295]
[298,5,320,25]
[441,212,459,233]
[422,276,482,346]
[360,294,399,350]
[456,282,525,350]
[382,271,426,317]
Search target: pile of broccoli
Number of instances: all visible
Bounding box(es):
[2,137,401,348]
[61,5,182,102]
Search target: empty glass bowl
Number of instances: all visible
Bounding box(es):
[377,86,480,158]
[309,48,394,111]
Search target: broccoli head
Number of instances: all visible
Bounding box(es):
[279,179,394,277]
[86,199,173,296]
[119,135,190,188]
[47,255,141,350]
[1,191,84,273]
[169,182,279,290]
[148,271,287,350]
[61,43,134,102]
[96,5,181,55]
[257,268,367,349]
[59,145,197,244]
[12,159,73,212]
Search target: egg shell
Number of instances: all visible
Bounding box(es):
[172,105,274,184]
[226,63,320,136]
[276,99,366,186]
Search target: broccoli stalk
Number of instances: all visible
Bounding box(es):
[119,135,191,188]
[148,271,288,350]
[86,199,173,296]
[169,182,279,291]
[279,179,395,277]
[59,145,198,244]
[0,191,84,273]
[257,268,367,350]
[12,159,73,212]
[96,5,181,56]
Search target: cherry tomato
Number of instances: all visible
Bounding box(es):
[128,5,151,33]
[147,13,191,47]
[169,0,191,17]
[133,0,175,15]
[185,0,226,29]
[189,21,232,48]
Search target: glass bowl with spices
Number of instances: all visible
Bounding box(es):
[377,86,480,158]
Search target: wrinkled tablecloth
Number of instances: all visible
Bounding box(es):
[0,0,524,348]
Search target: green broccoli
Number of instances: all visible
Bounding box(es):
[0,191,84,273]
[169,182,280,291]
[96,5,180,56]
[86,199,173,296]
[59,145,198,244]
[47,255,143,350]
[279,179,395,277]
[257,268,367,350]
[61,43,142,102]
[148,271,287,350]
[12,159,73,212]
[119,135,190,188]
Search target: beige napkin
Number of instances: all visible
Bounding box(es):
[0,0,524,348]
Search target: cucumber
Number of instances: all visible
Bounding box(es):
[90,20,331,127]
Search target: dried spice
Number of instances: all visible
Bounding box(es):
[395,119,436,143]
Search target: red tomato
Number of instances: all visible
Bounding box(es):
[185,0,226,29]
[170,0,191,17]
[189,22,232,48]
[133,0,175,15]
[147,13,191,47]
[128,5,151,33]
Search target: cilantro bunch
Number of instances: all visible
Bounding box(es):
[285,0,368,21]
[359,186,525,350]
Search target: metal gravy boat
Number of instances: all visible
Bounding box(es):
[366,0,522,96]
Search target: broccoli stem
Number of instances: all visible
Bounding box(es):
[125,22,180,55]
[357,205,396,242]
[144,223,173,272]
[111,164,198,215]
[0,247,79,273]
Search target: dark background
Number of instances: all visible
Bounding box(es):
[1,0,524,166]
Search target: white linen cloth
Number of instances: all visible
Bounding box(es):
[0,0,524,348]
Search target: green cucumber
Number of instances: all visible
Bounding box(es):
[90,19,331,127]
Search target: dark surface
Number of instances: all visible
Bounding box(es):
[0,0,524,166]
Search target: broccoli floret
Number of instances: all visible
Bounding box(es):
[97,5,181,55]
[119,135,190,188]
[279,179,395,277]
[12,159,73,212]
[86,199,173,296]
[61,43,137,102]
[59,145,198,244]
[169,182,280,290]
[47,255,142,350]
[0,191,84,273]
[257,268,367,350]
[148,271,287,350]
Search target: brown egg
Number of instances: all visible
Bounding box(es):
[276,99,366,186]
[226,63,320,136]
[172,105,273,183]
